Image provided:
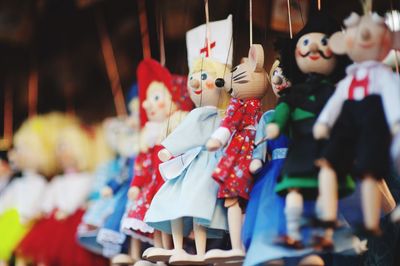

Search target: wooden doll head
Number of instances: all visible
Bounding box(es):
[215,44,268,100]
[295,32,337,76]
[56,124,94,172]
[188,57,231,109]
[329,12,400,63]
[270,59,291,97]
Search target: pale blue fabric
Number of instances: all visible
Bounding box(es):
[145,106,228,238]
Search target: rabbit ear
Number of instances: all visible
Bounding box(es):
[393,31,400,50]
[328,31,347,55]
[248,44,264,72]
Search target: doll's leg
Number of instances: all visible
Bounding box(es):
[153,230,162,248]
[226,198,244,251]
[204,198,245,264]
[284,189,304,248]
[361,175,381,235]
[377,179,396,214]
[193,223,207,256]
[130,238,142,261]
[171,218,184,250]
[317,163,338,223]
[161,232,172,250]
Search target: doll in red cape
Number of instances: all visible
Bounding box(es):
[120,58,193,264]
[204,44,268,263]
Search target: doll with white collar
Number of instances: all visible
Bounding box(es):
[265,13,354,249]
[201,44,268,263]
[0,114,64,266]
[313,5,400,236]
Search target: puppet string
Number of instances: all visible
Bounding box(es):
[287,0,293,39]
[28,65,38,117]
[249,0,253,47]
[158,4,166,67]
[1,82,13,148]
[318,0,321,10]
[205,0,211,56]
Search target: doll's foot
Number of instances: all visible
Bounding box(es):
[275,235,304,250]
[145,248,175,263]
[134,260,166,266]
[204,249,245,264]
[353,225,382,239]
[112,253,135,265]
[312,236,334,252]
[391,206,400,223]
[169,249,205,265]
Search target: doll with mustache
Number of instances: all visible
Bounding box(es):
[265,12,354,249]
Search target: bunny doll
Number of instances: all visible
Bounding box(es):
[143,57,231,265]
[203,44,268,263]
[313,8,400,236]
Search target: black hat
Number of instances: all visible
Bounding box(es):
[278,11,349,84]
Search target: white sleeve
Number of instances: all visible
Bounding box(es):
[317,77,349,128]
[379,68,400,131]
[0,181,16,214]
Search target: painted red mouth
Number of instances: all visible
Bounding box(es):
[309,55,320,60]
[193,89,202,95]
[359,42,374,49]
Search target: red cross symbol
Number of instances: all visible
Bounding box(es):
[200,40,216,57]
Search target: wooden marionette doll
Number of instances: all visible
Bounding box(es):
[0,116,55,266]
[18,120,108,266]
[313,5,400,236]
[200,43,268,263]
[265,13,355,249]
[120,58,193,264]
[96,85,141,259]
[142,15,233,266]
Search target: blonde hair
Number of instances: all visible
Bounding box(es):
[269,59,281,81]
[189,57,231,110]
[57,124,95,172]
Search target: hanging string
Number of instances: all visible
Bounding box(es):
[28,67,38,117]
[1,82,13,149]
[96,9,127,117]
[158,8,166,67]
[204,0,211,56]
[318,0,321,10]
[389,1,399,75]
[249,0,253,47]
[287,0,293,39]
[138,0,151,59]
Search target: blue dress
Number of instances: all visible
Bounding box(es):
[96,157,134,257]
[145,106,228,237]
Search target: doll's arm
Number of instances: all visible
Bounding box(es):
[380,69,400,134]
[266,101,290,140]
[163,107,221,156]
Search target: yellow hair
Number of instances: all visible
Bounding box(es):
[13,113,80,177]
[57,124,95,172]
[189,57,231,110]
[269,59,281,81]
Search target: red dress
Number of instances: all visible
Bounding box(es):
[122,145,165,239]
[212,98,262,200]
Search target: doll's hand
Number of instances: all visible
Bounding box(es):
[206,138,222,151]
[313,123,330,139]
[392,122,400,135]
[55,210,68,220]
[249,159,263,174]
[101,186,113,198]
[158,149,172,162]
[128,186,141,201]
[265,123,280,139]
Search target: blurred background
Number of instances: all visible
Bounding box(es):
[0,0,399,142]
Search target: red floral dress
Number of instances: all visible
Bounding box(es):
[212,98,262,200]
[122,145,165,237]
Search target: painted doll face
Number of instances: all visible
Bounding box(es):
[56,139,78,171]
[271,66,291,97]
[142,81,176,122]
[295,32,337,76]
[188,70,222,107]
[341,13,392,62]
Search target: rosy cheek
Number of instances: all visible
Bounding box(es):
[325,49,333,57]
[205,80,214,89]
[345,37,354,49]
[158,101,165,109]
